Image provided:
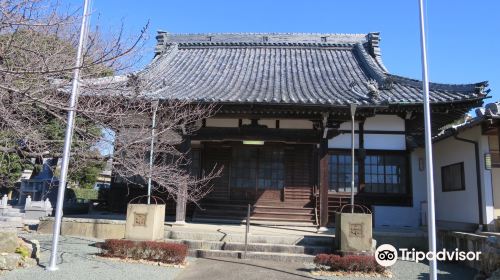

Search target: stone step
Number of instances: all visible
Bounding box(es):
[191,216,316,227]
[253,206,314,214]
[0,216,23,222]
[5,208,22,213]
[250,216,314,223]
[166,230,333,246]
[1,212,25,217]
[0,221,23,229]
[166,238,331,254]
[254,211,314,219]
[190,249,315,263]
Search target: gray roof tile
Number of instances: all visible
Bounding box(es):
[139,32,488,106]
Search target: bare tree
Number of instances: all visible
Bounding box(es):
[0,0,219,205]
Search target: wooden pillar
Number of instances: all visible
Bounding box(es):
[175,135,191,224]
[358,121,365,191]
[497,126,500,157]
[319,138,329,228]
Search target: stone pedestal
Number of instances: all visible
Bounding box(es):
[335,212,373,253]
[125,204,165,241]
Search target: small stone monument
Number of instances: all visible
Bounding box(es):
[1,195,10,214]
[1,194,7,207]
[125,196,165,241]
[24,195,32,209]
[335,204,374,254]
[24,196,53,219]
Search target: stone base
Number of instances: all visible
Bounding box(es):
[38,217,125,239]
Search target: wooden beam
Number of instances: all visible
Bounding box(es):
[192,127,322,143]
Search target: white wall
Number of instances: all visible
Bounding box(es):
[329,115,406,150]
[364,115,405,131]
[373,124,497,229]
[206,118,312,129]
[431,126,494,227]
[205,118,239,128]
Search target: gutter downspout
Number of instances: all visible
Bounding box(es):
[453,134,484,228]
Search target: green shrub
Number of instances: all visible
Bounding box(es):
[15,246,30,258]
[74,188,98,200]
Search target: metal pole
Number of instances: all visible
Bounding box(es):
[418,0,437,279]
[244,204,250,258]
[147,101,159,205]
[47,0,91,271]
[350,104,357,213]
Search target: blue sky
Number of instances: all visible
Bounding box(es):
[88,0,499,104]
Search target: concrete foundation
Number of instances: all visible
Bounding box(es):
[37,217,125,239]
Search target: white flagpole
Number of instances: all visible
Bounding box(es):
[47,0,92,271]
[147,100,159,204]
[417,0,438,279]
[350,104,357,213]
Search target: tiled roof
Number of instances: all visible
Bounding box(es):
[433,102,500,142]
[137,32,488,107]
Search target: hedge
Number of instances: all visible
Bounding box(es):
[314,254,385,273]
[73,188,98,200]
[101,239,187,264]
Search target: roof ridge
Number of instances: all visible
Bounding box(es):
[175,42,357,48]
[157,31,369,37]
[155,32,374,53]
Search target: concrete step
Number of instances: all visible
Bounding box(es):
[254,205,314,213]
[250,216,314,223]
[166,230,334,246]
[193,214,315,224]
[0,221,23,229]
[1,212,25,217]
[0,216,23,222]
[190,249,315,263]
[166,238,331,254]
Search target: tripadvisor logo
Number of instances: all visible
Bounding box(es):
[375,244,398,267]
[375,244,482,267]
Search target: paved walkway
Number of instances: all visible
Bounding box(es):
[175,257,478,280]
[176,257,314,280]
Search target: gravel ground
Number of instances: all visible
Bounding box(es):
[0,233,183,280]
[1,233,478,280]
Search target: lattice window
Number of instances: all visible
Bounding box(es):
[364,153,407,194]
[329,153,358,192]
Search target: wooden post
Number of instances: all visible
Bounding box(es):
[175,135,191,224]
[497,126,500,158]
[358,121,365,191]
[319,138,329,228]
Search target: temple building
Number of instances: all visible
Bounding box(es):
[110,32,493,230]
